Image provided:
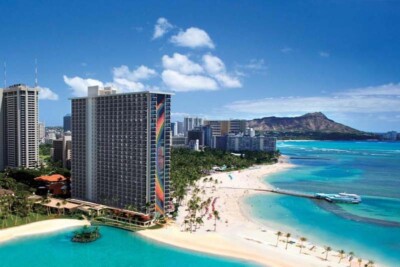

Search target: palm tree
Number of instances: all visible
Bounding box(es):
[56,202,61,215]
[338,249,346,263]
[324,246,332,261]
[367,260,374,267]
[285,233,291,250]
[357,258,363,267]
[195,217,203,229]
[182,218,189,231]
[299,237,307,254]
[275,231,282,247]
[348,252,354,267]
[213,210,220,231]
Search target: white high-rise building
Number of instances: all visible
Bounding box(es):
[176,121,184,135]
[245,127,256,137]
[38,122,45,143]
[171,122,178,136]
[1,84,39,169]
[0,89,4,171]
[183,117,203,135]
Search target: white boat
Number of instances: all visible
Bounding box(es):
[315,193,362,204]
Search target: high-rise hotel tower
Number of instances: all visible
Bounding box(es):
[71,86,172,216]
[0,84,39,170]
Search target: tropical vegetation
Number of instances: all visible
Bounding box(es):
[171,148,279,206]
[72,226,101,243]
[0,144,72,229]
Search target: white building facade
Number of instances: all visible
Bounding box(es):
[1,84,39,169]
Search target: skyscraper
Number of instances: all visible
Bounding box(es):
[171,122,178,136]
[204,119,246,136]
[183,117,203,134]
[0,89,4,171]
[38,122,45,143]
[71,86,172,216]
[63,114,71,132]
[176,121,184,135]
[1,84,39,169]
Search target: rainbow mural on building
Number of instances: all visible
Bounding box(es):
[155,95,165,215]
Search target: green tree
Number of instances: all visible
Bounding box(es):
[56,202,61,215]
[299,237,307,254]
[348,252,355,266]
[338,249,345,263]
[324,246,332,261]
[285,233,291,250]
[275,231,282,247]
[213,210,220,232]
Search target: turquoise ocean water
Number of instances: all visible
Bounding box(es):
[0,226,256,267]
[245,141,400,267]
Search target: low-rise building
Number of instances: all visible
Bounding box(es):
[172,135,187,148]
[188,139,200,151]
[34,174,68,196]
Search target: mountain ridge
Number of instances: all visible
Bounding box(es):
[247,112,364,134]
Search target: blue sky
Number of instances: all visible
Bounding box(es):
[1,0,400,131]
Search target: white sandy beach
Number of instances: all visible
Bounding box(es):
[0,219,90,244]
[139,158,376,267]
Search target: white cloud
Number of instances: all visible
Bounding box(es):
[203,54,225,74]
[152,17,173,39]
[38,86,59,100]
[63,75,104,97]
[65,64,158,95]
[111,65,157,93]
[161,70,218,92]
[112,78,144,92]
[160,53,241,91]
[243,59,266,70]
[202,54,242,88]
[281,47,293,53]
[319,51,330,58]
[113,65,156,81]
[134,26,143,33]
[225,83,400,114]
[171,112,191,117]
[170,27,215,49]
[214,73,241,88]
[337,83,400,96]
[162,53,203,74]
